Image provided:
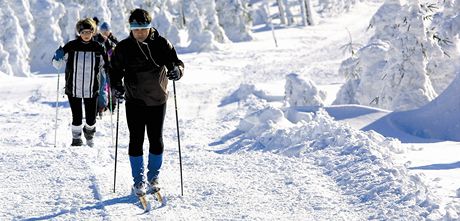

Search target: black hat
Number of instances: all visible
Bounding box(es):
[129,9,152,26]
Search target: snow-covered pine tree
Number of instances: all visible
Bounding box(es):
[335,0,439,111]
[183,0,219,51]
[29,0,65,73]
[9,0,35,44]
[1,2,31,76]
[151,1,181,45]
[195,0,227,43]
[317,0,373,17]
[425,1,460,94]
[216,0,253,42]
[0,1,15,76]
[0,45,13,76]
[59,3,82,42]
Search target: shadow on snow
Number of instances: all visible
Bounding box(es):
[409,161,460,170]
[41,101,70,108]
[23,195,138,221]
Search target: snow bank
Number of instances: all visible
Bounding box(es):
[390,72,460,141]
[216,75,452,219]
[220,83,284,107]
[223,103,442,219]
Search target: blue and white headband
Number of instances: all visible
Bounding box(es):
[130,22,151,30]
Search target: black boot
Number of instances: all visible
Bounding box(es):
[71,138,83,146]
[71,125,83,146]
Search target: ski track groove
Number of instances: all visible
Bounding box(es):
[0,86,113,220]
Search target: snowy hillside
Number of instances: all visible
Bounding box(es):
[1,1,460,220]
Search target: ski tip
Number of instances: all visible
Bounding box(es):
[142,203,152,212]
[139,195,150,211]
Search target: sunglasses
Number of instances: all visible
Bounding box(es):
[80,30,93,35]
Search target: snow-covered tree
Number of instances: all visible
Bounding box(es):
[29,0,65,73]
[107,0,130,38]
[0,44,14,76]
[424,1,460,93]
[318,0,363,17]
[152,4,181,46]
[386,0,460,141]
[216,0,253,42]
[335,1,440,111]
[183,0,219,51]
[9,0,35,44]
[195,0,227,43]
[250,1,269,26]
[285,73,326,107]
[1,0,397,77]
[59,3,82,42]
[1,3,31,77]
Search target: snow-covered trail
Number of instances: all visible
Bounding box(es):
[0,77,366,220]
[1,2,443,220]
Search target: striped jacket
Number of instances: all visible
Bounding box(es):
[62,38,107,98]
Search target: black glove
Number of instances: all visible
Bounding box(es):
[113,85,125,100]
[166,66,182,81]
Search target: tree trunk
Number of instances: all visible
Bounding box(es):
[299,0,307,26]
[283,0,294,25]
[304,0,314,26]
[277,0,286,25]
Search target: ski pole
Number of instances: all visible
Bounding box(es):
[113,98,121,193]
[54,70,60,147]
[107,74,114,149]
[172,80,184,196]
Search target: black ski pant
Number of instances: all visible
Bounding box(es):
[125,102,166,157]
[68,95,97,126]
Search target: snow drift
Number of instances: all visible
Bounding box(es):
[387,72,460,141]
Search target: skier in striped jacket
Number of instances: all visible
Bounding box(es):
[52,18,108,147]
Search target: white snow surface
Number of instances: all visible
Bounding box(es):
[1,2,460,220]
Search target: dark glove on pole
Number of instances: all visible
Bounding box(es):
[167,66,182,81]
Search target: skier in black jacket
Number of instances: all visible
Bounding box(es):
[110,8,184,196]
[93,21,119,116]
[52,18,108,147]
